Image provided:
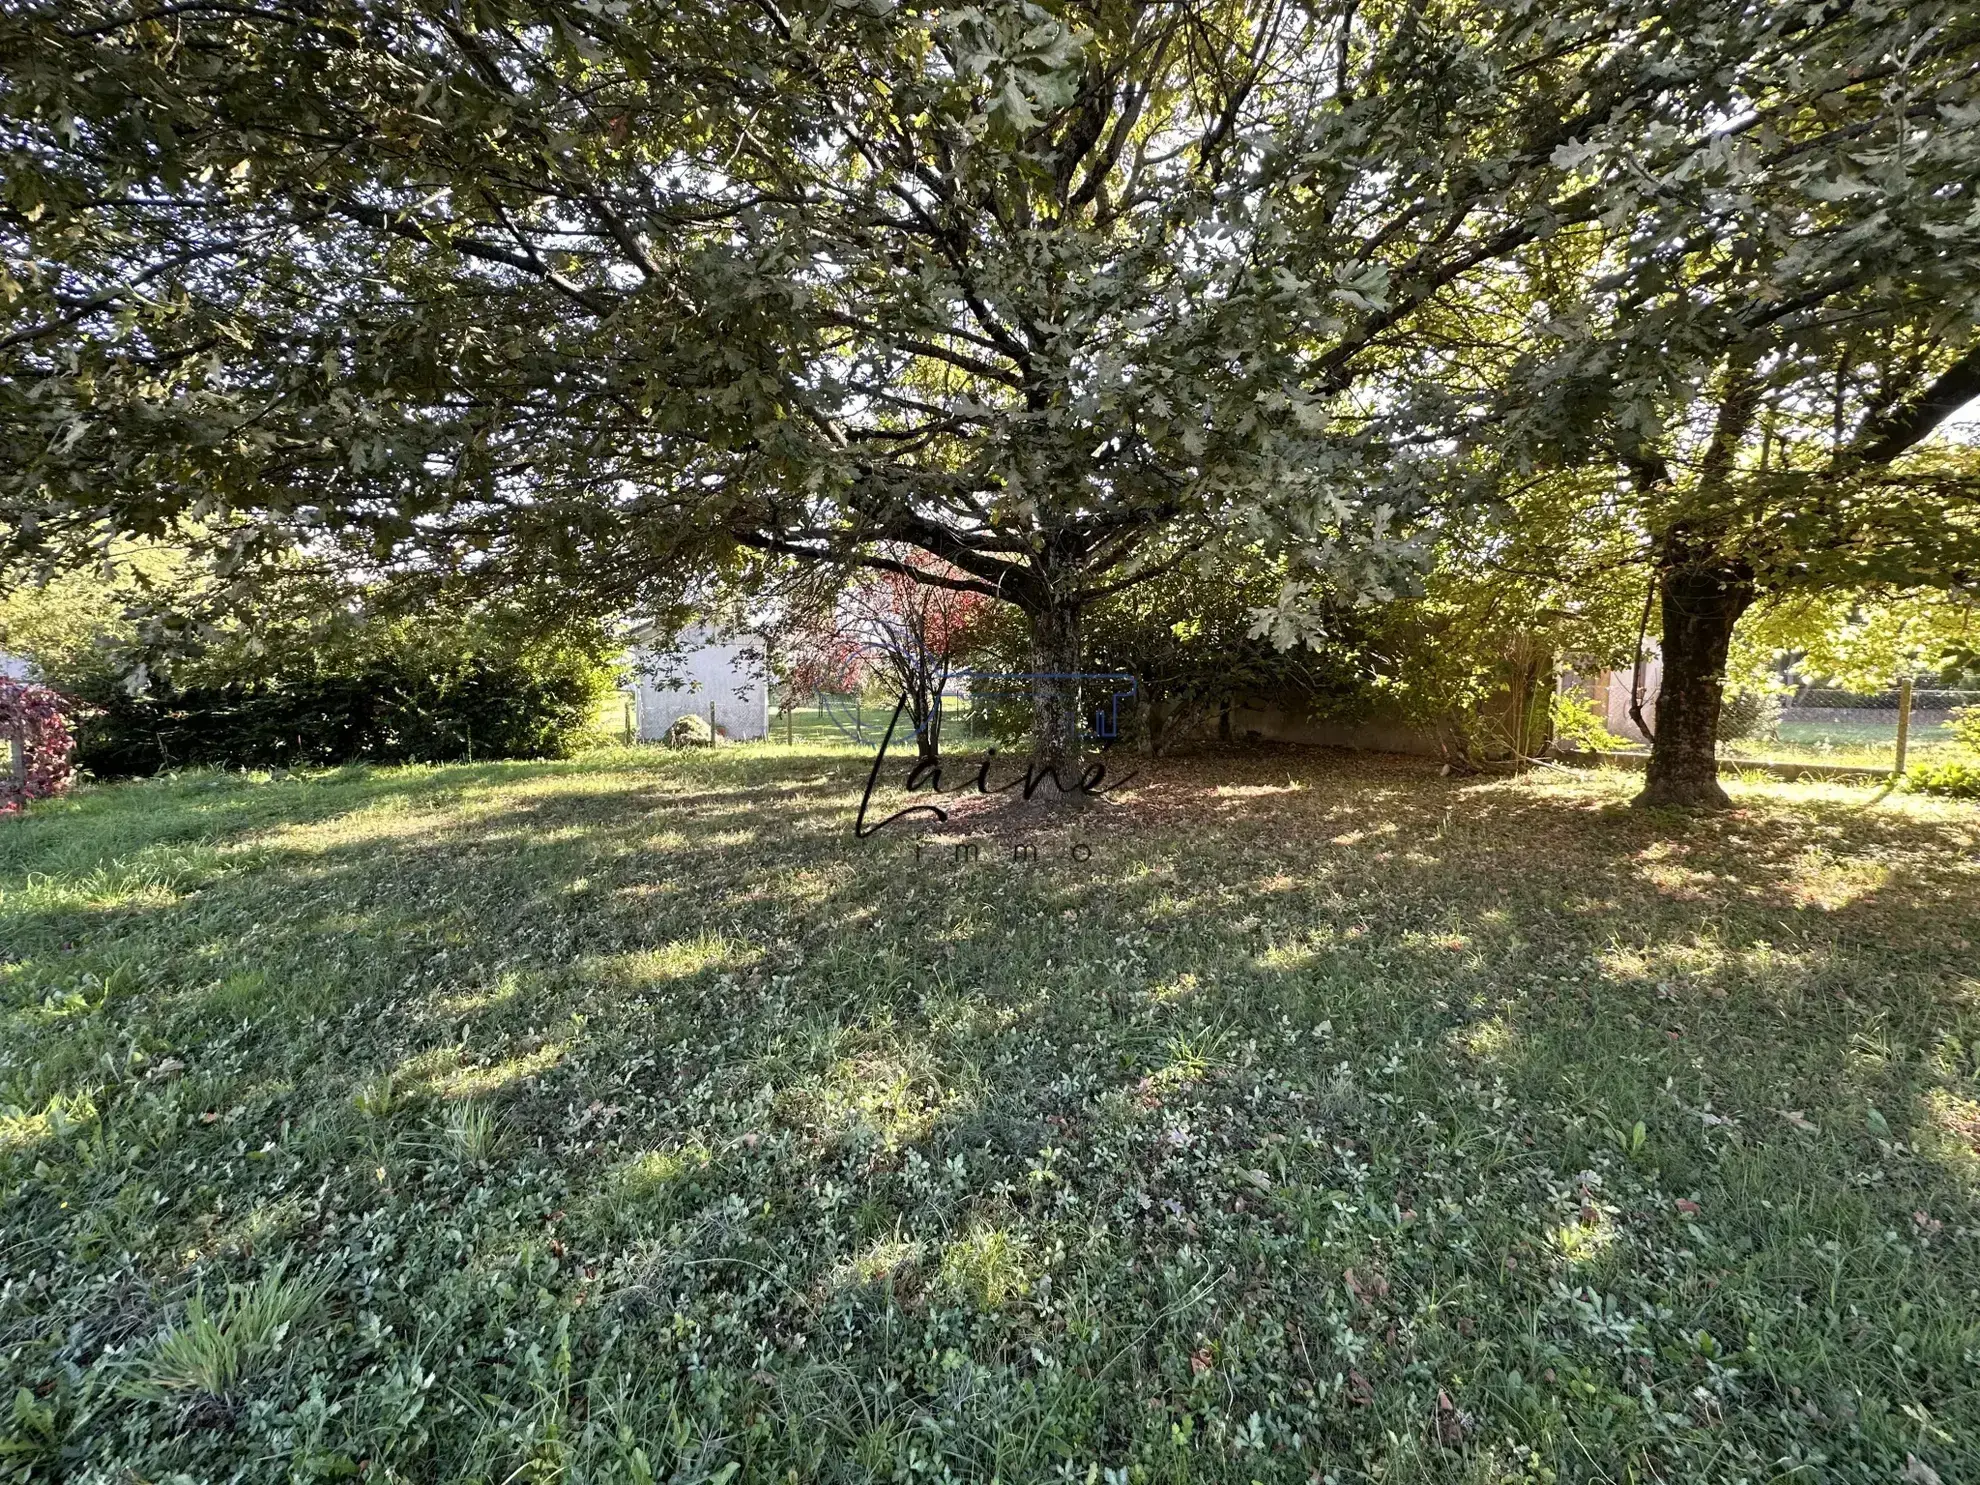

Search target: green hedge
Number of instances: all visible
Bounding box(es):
[70,638,611,777]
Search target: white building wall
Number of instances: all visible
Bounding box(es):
[0,651,33,681]
[1561,653,1659,744]
[1601,654,1659,742]
[632,630,769,741]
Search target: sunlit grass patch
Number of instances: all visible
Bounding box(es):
[1635,857,1724,899]
[439,970,527,1016]
[1919,1088,1980,1181]
[1775,845,1893,911]
[1133,969,1209,1009]
[612,1144,716,1196]
[1453,1015,1519,1061]
[0,843,237,914]
[1254,940,1317,971]
[1212,781,1306,799]
[409,1044,565,1101]
[605,931,760,987]
[0,1087,99,1155]
[1597,937,1733,984]
[819,1048,955,1149]
[937,1225,1032,1309]
[830,1234,927,1295]
[628,828,691,852]
[1546,1207,1622,1269]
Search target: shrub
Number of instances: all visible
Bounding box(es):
[663,712,714,747]
[1903,706,1980,797]
[1549,692,1628,752]
[1948,705,1980,753]
[65,618,613,777]
[0,678,78,812]
[1904,759,1980,799]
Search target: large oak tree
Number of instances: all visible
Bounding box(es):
[6,0,1975,769]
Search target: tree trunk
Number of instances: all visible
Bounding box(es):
[1636,557,1754,809]
[915,697,941,765]
[1138,686,1168,757]
[907,672,941,765]
[1026,596,1084,772]
[1438,710,1477,774]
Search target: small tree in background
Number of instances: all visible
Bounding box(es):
[758,552,988,759]
[843,557,992,765]
[771,610,867,717]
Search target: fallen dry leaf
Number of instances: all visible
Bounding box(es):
[1434,1389,1468,1446]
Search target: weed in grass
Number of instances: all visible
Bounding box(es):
[439,1098,508,1164]
[124,1264,330,1406]
[937,1225,1032,1309]
[350,1069,408,1121]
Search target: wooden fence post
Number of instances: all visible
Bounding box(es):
[7,722,25,788]
[1893,675,1914,777]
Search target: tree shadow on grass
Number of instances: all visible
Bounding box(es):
[2,747,1976,1481]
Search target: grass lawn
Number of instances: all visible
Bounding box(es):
[3,742,1978,1483]
[1716,714,1964,770]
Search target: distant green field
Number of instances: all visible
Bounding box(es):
[1720,710,1965,767]
[764,700,1002,749]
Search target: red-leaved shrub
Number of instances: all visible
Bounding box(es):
[0,677,79,813]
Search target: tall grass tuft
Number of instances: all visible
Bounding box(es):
[124,1264,330,1403]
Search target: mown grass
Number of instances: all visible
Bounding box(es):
[2,741,1977,1483]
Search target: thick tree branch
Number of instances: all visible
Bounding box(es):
[1843,342,1980,469]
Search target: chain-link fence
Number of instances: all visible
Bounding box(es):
[1719,684,1980,769]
